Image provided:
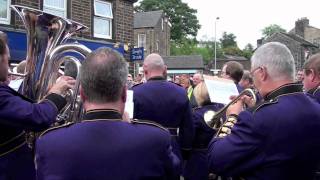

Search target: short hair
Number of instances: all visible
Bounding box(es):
[143,53,165,71]
[0,39,6,63]
[0,31,7,63]
[251,42,295,81]
[193,82,210,106]
[241,70,253,84]
[224,61,244,84]
[80,47,128,103]
[304,53,320,76]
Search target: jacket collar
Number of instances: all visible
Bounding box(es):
[147,76,166,81]
[83,109,122,121]
[264,83,303,101]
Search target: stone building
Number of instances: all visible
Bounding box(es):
[261,18,320,70]
[0,0,137,62]
[265,32,318,70]
[134,10,171,57]
[290,18,320,47]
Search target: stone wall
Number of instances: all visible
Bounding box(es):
[265,33,304,70]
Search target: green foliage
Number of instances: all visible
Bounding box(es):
[242,43,254,59]
[223,46,243,56]
[220,32,238,48]
[170,39,223,65]
[262,24,286,38]
[135,0,201,42]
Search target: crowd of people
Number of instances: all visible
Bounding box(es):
[1,29,320,180]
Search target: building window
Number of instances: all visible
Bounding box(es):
[138,34,146,48]
[0,0,11,24]
[94,0,113,39]
[43,0,67,18]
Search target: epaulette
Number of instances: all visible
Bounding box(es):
[39,122,75,138]
[131,119,168,132]
[250,98,278,114]
[169,81,182,87]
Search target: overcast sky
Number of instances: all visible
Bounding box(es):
[180,0,320,49]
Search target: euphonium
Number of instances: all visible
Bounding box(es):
[204,88,257,129]
[11,5,92,122]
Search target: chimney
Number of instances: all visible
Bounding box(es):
[295,17,309,38]
[257,38,264,48]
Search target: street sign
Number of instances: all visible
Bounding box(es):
[130,47,144,61]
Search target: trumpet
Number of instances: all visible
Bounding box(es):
[204,88,257,129]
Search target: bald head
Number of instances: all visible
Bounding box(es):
[143,53,166,80]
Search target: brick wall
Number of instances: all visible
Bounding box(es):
[12,0,40,29]
[114,0,134,44]
[71,0,92,36]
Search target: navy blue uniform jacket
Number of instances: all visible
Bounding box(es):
[132,77,194,160]
[35,109,180,180]
[0,84,66,180]
[208,83,320,180]
[184,103,224,180]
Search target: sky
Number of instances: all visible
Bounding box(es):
[179,0,320,49]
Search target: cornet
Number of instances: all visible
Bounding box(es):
[204,88,257,129]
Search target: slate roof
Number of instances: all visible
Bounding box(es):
[134,10,163,28]
[280,32,318,47]
[269,32,318,48]
[217,55,248,61]
[163,55,204,69]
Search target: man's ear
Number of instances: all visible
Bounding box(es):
[79,85,86,102]
[311,70,318,82]
[260,67,268,81]
[163,65,167,75]
[121,85,127,103]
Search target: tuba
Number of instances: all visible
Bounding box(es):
[10,5,92,123]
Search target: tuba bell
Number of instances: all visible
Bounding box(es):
[11,5,92,123]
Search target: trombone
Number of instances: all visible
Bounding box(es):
[204,88,257,129]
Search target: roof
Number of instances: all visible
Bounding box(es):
[163,55,204,69]
[279,32,318,47]
[218,55,248,61]
[134,10,163,28]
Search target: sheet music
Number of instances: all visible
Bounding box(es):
[125,90,134,119]
[204,75,239,105]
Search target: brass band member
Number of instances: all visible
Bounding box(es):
[0,32,74,179]
[208,42,320,180]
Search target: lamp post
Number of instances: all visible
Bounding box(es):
[214,17,219,71]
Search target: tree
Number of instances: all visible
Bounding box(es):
[170,38,223,65]
[242,43,254,59]
[262,24,286,38]
[220,32,238,48]
[135,0,201,42]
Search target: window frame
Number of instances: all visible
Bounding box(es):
[138,33,146,48]
[93,0,113,39]
[43,0,67,18]
[0,0,11,25]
